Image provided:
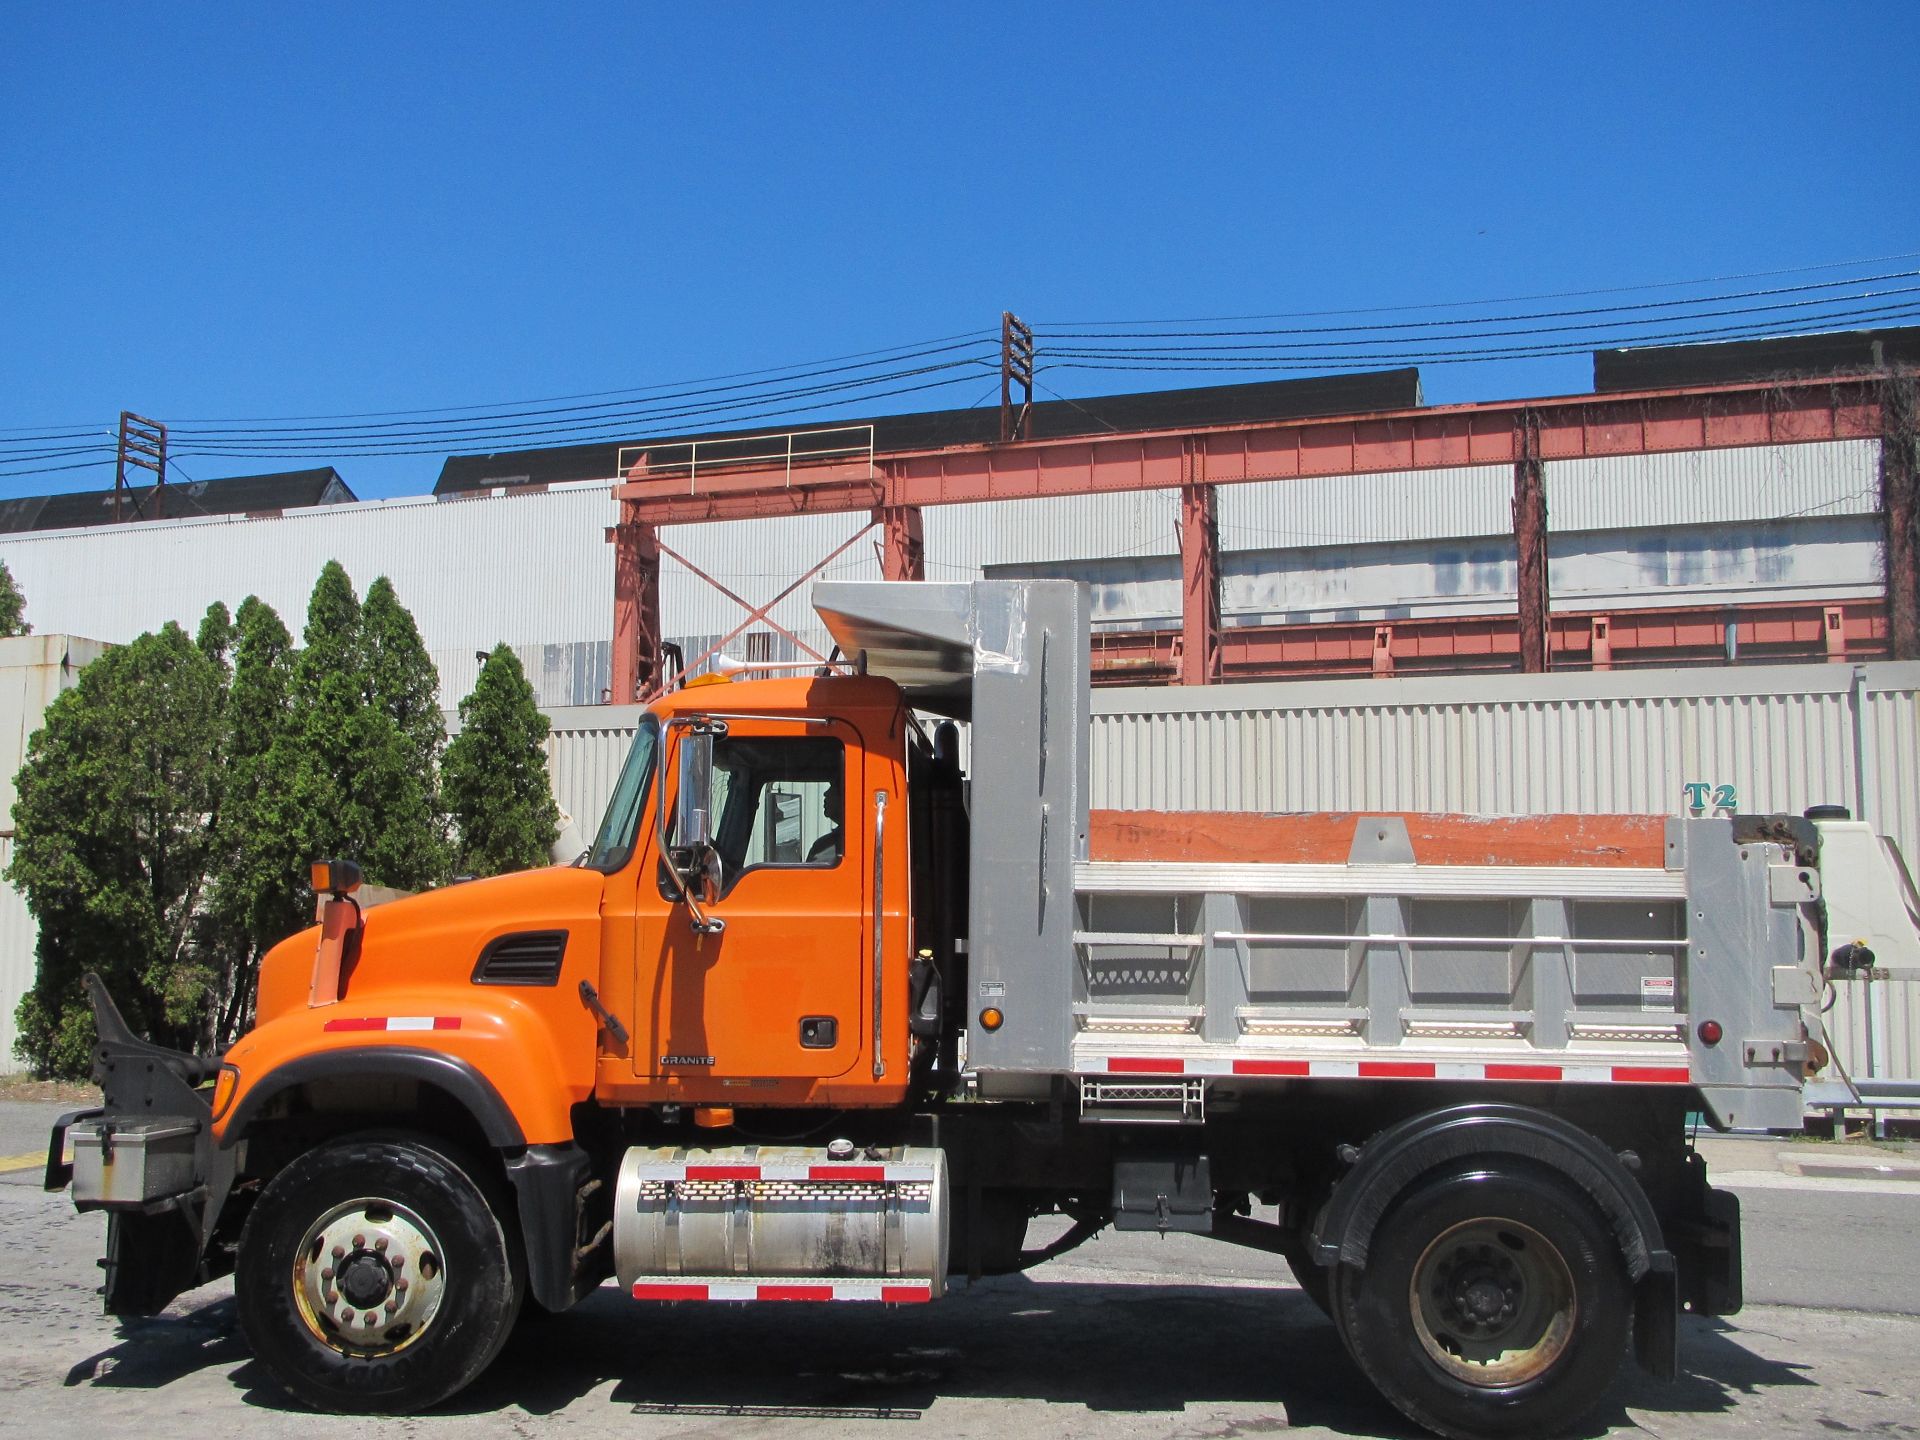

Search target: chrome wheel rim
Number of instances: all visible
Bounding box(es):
[291,1197,448,1356]
[1409,1217,1576,1387]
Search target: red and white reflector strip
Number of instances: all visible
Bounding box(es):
[637,1161,940,1184]
[322,1016,463,1033]
[1095,1056,1691,1085]
[631,1278,934,1304]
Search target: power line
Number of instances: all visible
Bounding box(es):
[1032,248,1920,327]
[1039,302,1920,372]
[171,336,1001,441]
[1035,270,1920,342]
[167,327,1000,424]
[166,370,1007,462]
[0,455,121,480]
[1041,296,1920,362]
[168,359,1004,459]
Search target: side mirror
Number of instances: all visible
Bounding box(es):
[674,727,715,853]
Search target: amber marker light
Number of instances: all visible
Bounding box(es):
[979,1007,1004,1031]
[311,858,363,896]
[210,1063,241,1122]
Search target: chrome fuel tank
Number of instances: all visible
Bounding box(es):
[613,1145,949,1300]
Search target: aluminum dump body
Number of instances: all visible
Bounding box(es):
[817,579,1823,1130]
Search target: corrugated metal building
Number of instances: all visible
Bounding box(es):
[0,484,617,710]
[0,425,1882,706]
[0,635,111,1071]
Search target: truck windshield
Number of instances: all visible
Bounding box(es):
[585,718,658,872]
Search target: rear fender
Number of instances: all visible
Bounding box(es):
[1307,1103,1680,1378]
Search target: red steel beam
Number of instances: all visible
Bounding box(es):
[1513,414,1550,673]
[1883,382,1919,658]
[616,375,1890,525]
[1179,461,1220,685]
[607,499,660,703]
[1087,600,1889,686]
[877,503,925,582]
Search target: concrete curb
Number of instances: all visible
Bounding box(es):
[1782,1156,1920,1183]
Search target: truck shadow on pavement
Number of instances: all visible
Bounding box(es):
[60,1278,1818,1438]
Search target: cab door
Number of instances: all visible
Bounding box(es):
[635,720,869,1084]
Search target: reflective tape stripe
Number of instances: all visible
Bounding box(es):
[322,1016,462,1033]
[1107,1056,1184,1074]
[683,1165,759,1181]
[631,1279,934,1303]
[632,1162,939,1184]
[1097,1056,1690,1085]
[1610,1065,1694,1084]
[1485,1063,1564,1081]
[1358,1061,1436,1079]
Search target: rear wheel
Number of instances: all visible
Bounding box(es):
[236,1134,523,1414]
[1330,1160,1629,1440]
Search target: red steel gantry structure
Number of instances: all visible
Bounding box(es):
[607,371,1919,702]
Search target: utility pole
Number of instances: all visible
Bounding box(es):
[999,312,1034,443]
[114,412,169,523]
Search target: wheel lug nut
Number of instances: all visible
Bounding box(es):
[362,1312,379,1328]
[321,1267,334,1281]
[394,1277,409,1292]
[374,1237,389,1253]
[339,1307,354,1322]
[385,1298,400,1314]
[331,1245,345,1259]
[390,1256,405,1271]
[352,1234,365,1248]
[324,1288,338,1304]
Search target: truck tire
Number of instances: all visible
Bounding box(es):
[1330,1159,1629,1440]
[235,1133,524,1414]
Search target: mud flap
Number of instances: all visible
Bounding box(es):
[1634,1264,1678,1380]
[102,1209,207,1317]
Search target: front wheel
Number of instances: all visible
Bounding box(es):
[235,1134,523,1413]
[1330,1160,1630,1440]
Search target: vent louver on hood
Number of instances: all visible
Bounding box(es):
[472,930,568,986]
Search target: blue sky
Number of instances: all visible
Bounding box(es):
[4,5,1917,499]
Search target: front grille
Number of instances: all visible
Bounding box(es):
[472,930,568,986]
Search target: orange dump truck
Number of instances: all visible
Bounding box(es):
[47,578,1918,1439]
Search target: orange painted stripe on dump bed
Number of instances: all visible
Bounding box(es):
[1089,810,1667,868]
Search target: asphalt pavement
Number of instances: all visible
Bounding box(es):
[4,1099,1918,1439]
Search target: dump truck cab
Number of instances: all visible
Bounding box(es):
[587,670,920,1110]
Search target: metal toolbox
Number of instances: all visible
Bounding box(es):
[70,1119,200,1207]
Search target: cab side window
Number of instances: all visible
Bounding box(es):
[705,736,846,886]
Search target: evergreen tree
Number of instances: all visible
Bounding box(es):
[0,559,28,637]
[8,625,220,1076]
[283,560,363,872]
[360,576,451,888]
[202,597,304,1044]
[196,600,233,679]
[282,562,450,892]
[444,644,560,876]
